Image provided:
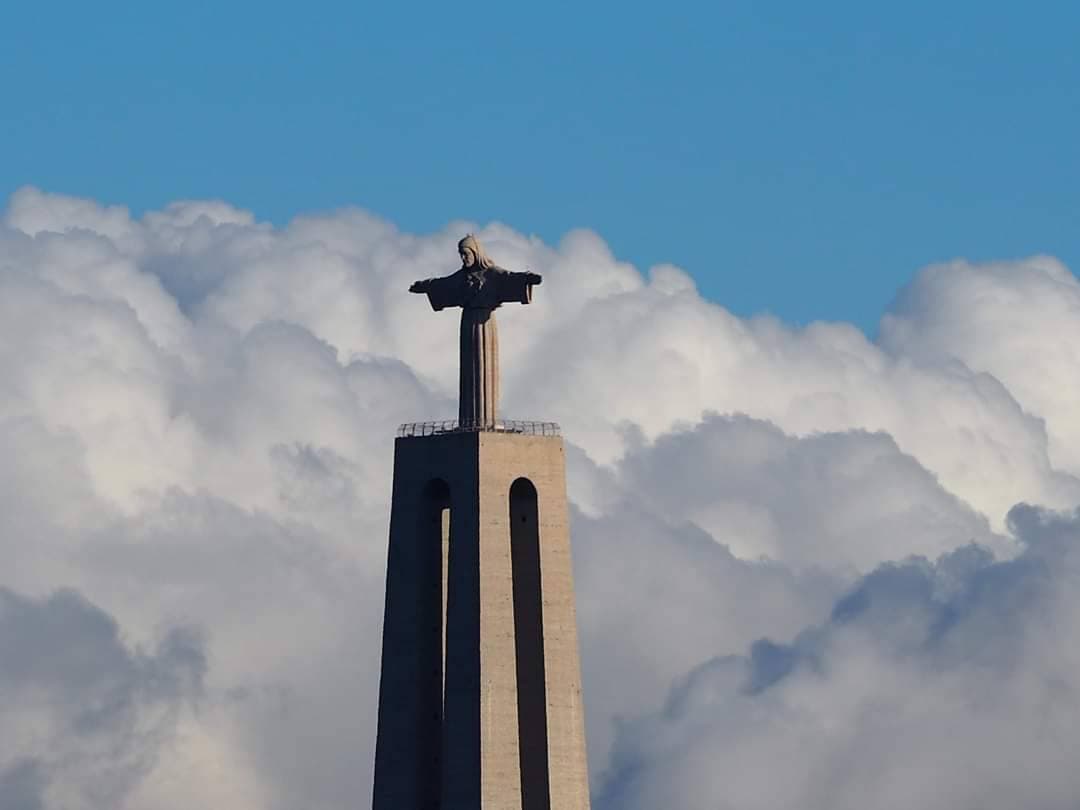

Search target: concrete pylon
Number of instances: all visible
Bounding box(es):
[372,429,590,810]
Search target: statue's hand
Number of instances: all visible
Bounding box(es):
[525,272,542,285]
[409,279,429,293]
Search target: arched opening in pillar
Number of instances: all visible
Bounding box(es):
[509,477,551,810]
[418,477,450,808]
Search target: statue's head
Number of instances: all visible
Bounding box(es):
[458,234,494,270]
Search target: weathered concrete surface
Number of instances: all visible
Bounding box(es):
[373,431,590,810]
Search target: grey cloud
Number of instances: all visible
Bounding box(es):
[71,487,388,810]
[0,588,204,810]
[573,502,842,780]
[613,413,1006,568]
[598,505,1080,810]
[0,760,45,810]
[571,412,1010,779]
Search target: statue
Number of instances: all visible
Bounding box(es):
[410,234,542,427]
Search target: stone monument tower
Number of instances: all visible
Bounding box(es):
[372,236,591,810]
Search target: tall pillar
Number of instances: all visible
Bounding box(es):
[458,309,499,428]
[373,429,590,810]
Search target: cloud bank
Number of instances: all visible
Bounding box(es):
[2,186,1079,808]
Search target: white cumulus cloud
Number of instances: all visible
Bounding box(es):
[1,186,1079,808]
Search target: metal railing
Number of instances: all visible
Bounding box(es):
[397,419,561,438]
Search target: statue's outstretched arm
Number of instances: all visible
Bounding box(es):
[409,273,461,311]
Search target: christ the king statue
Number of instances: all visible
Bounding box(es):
[410,234,541,428]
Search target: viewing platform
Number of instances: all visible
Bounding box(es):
[396,419,561,438]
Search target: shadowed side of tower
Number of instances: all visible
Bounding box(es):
[372,429,590,810]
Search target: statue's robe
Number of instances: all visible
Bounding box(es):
[417,267,536,426]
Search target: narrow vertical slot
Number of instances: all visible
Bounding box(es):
[510,477,551,810]
[440,504,450,711]
[419,479,450,808]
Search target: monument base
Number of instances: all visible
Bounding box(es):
[373,428,590,810]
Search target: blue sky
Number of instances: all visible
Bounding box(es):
[3,1,1077,333]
